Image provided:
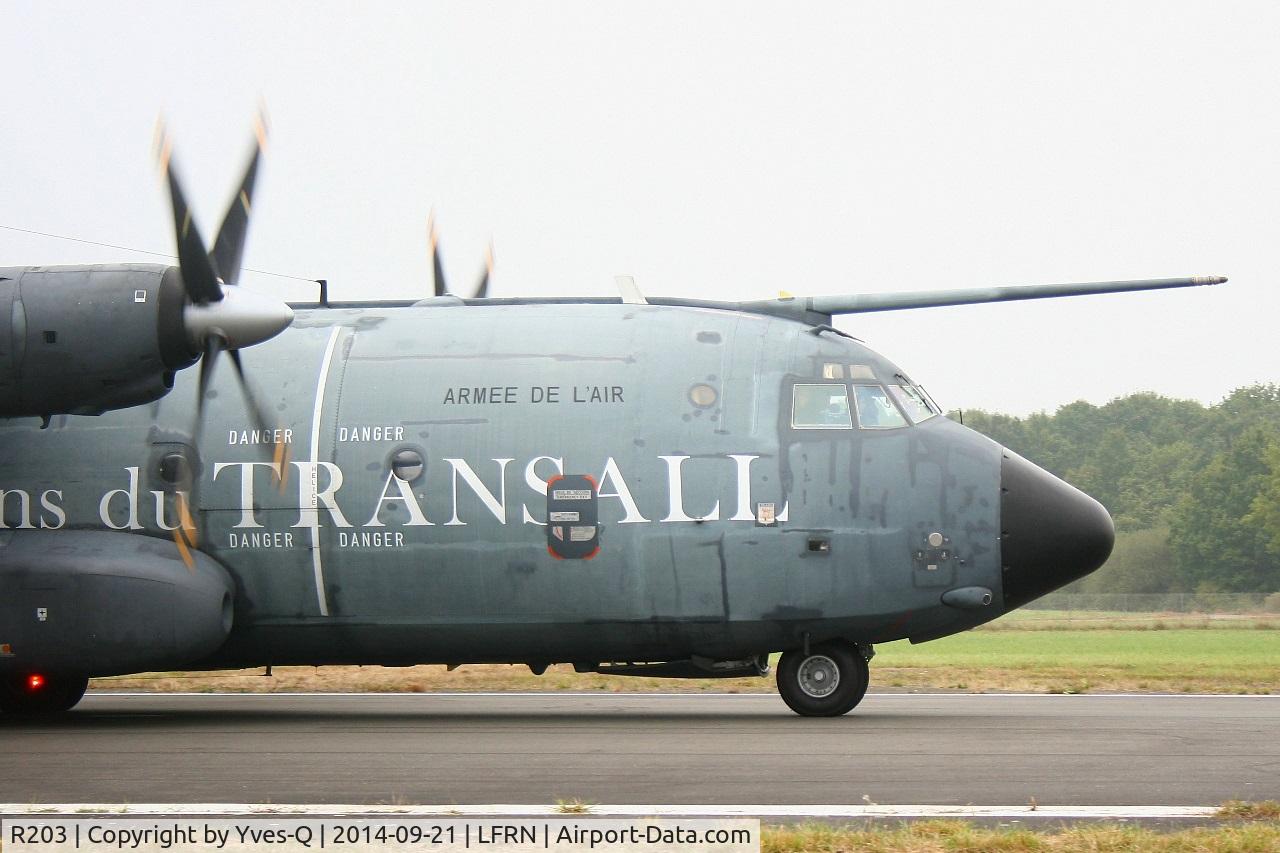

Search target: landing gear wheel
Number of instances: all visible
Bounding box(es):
[0,673,89,715]
[776,642,869,717]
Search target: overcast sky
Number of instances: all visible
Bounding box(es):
[3,2,1275,415]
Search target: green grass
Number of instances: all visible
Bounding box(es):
[762,819,1280,853]
[987,610,1279,630]
[93,622,1280,695]
[873,629,1279,693]
[1216,800,1280,820]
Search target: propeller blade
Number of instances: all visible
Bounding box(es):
[172,492,198,572]
[210,112,267,288]
[227,350,270,436]
[156,121,223,305]
[191,335,224,448]
[428,212,447,297]
[472,242,493,299]
[171,332,224,565]
[228,349,291,489]
[154,112,296,562]
[273,438,292,494]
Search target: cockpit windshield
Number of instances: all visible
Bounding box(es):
[791,380,938,432]
[792,384,853,429]
[852,385,908,429]
[788,379,931,427]
[888,384,936,423]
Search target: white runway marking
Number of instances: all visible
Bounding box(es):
[0,803,1222,819]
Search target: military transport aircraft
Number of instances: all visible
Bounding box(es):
[0,120,1224,716]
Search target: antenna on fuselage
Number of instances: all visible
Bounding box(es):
[615,275,648,305]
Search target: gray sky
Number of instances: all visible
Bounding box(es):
[3,1,1275,415]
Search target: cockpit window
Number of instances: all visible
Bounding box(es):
[792,384,853,429]
[848,364,877,380]
[888,384,936,423]
[852,384,908,429]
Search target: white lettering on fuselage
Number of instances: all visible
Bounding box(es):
[229,428,294,445]
[229,531,295,548]
[292,461,352,529]
[337,425,405,442]
[0,488,64,529]
[339,531,405,548]
[21,453,791,552]
[99,466,143,530]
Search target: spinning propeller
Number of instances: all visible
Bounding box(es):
[155,113,294,568]
[427,211,493,299]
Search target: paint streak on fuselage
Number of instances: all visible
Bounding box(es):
[0,303,1004,666]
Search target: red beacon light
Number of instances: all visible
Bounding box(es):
[27,674,45,691]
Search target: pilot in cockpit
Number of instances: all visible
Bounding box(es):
[822,395,851,425]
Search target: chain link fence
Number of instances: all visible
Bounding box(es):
[1024,592,1280,613]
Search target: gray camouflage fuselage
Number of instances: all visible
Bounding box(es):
[0,301,1008,669]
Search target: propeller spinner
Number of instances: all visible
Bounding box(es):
[155,114,294,567]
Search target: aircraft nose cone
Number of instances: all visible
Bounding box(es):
[999,449,1115,610]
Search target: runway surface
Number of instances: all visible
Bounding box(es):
[1,692,1276,807]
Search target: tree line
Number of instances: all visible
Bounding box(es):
[957,384,1280,593]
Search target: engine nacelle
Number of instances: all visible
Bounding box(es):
[0,264,196,418]
[0,530,234,677]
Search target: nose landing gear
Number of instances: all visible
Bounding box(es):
[777,640,871,716]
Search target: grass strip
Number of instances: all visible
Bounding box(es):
[761,819,1280,852]
[91,627,1279,695]
[1216,801,1280,820]
[874,628,1279,694]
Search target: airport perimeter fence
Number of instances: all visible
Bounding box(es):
[1024,592,1280,614]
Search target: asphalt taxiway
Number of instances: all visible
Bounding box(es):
[1,693,1275,807]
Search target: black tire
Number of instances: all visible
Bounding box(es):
[0,673,89,716]
[776,641,869,717]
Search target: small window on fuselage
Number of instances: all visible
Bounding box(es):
[853,384,908,429]
[792,384,853,429]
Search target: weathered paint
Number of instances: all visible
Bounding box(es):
[0,302,1003,670]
